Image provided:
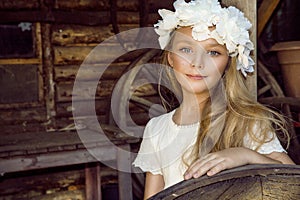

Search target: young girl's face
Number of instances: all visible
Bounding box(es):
[167,27,229,96]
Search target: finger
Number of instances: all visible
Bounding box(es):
[206,160,227,176]
[184,155,214,179]
[184,156,221,179]
[192,157,224,178]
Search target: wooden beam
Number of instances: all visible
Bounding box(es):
[85,163,102,200]
[258,0,281,37]
[0,10,159,26]
[0,58,41,65]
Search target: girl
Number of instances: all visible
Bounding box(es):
[133,0,295,199]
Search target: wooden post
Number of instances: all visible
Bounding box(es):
[117,144,133,200]
[221,0,257,99]
[41,0,57,128]
[85,163,102,200]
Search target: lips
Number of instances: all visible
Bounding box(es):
[186,74,207,80]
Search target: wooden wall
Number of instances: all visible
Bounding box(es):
[0,0,173,199]
[0,0,173,134]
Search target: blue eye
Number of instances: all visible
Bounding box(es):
[179,47,193,53]
[207,51,220,56]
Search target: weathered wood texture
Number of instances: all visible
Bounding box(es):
[54,0,173,11]
[0,128,139,173]
[0,0,164,134]
[0,163,118,200]
[150,164,300,200]
[0,0,39,9]
[52,25,139,46]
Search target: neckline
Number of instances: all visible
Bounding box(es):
[170,110,200,128]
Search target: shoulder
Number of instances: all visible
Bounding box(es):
[144,110,174,133]
[141,110,176,144]
[244,122,286,154]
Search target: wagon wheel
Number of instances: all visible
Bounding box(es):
[149,164,300,200]
[105,48,163,199]
[107,48,163,130]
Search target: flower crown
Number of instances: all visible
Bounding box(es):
[154,0,255,76]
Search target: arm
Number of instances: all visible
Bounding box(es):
[144,172,165,200]
[266,151,295,165]
[184,147,295,179]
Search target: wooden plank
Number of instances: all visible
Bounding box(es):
[0,58,41,65]
[56,94,159,117]
[0,132,79,153]
[54,62,129,81]
[85,163,102,200]
[55,0,135,11]
[259,97,300,109]
[0,143,117,174]
[0,107,47,124]
[258,0,281,37]
[56,99,109,117]
[182,176,262,199]
[56,80,115,102]
[54,0,173,11]
[53,46,147,65]
[1,123,47,135]
[53,45,127,65]
[35,23,44,104]
[221,0,257,99]
[56,81,158,102]
[41,23,56,122]
[262,175,300,199]
[52,24,139,46]
[0,0,39,9]
[0,130,113,153]
[0,10,159,26]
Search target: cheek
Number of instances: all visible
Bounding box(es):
[172,56,190,70]
[214,57,229,73]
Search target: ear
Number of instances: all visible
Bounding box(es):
[167,52,174,67]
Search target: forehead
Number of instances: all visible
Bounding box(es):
[173,27,224,47]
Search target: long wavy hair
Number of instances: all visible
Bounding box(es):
[158,29,290,166]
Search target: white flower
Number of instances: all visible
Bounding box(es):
[154,0,255,76]
[192,24,210,41]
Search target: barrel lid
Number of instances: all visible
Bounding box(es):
[271,41,300,51]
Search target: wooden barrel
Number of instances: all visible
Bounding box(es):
[149,164,300,200]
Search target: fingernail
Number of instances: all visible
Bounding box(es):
[184,173,191,179]
[193,172,199,178]
[207,170,214,176]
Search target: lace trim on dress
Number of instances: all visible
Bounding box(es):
[132,158,162,175]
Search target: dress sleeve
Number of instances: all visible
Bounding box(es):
[132,119,163,175]
[243,124,286,154]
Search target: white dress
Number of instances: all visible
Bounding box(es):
[132,110,286,189]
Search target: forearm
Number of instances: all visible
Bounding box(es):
[144,172,164,199]
[243,147,295,165]
[245,148,282,164]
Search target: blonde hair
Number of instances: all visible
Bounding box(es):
[158,30,290,167]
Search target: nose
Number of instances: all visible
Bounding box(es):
[191,52,204,69]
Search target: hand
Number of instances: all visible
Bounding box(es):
[184,147,252,179]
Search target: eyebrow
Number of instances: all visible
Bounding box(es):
[175,39,224,49]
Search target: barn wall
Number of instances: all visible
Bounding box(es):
[0,0,173,134]
[0,0,173,199]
